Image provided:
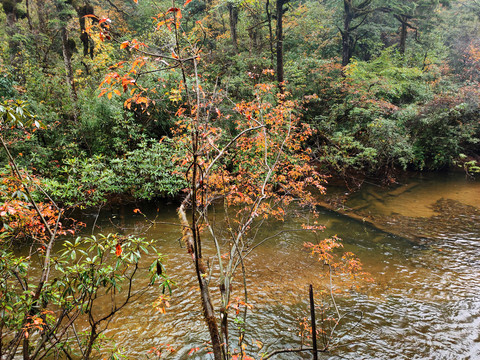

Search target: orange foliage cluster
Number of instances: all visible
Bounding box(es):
[98,57,151,106]
[206,88,324,220]
[0,174,76,243]
[304,238,373,283]
[304,236,343,267]
[153,6,184,31]
[465,42,480,80]
[23,311,52,339]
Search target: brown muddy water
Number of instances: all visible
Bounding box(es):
[78,172,480,359]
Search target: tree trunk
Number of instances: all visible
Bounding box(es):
[266,0,274,66]
[61,27,78,121]
[2,0,23,64]
[25,0,32,30]
[22,337,29,360]
[342,0,354,67]
[399,16,407,55]
[276,0,284,93]
[35,0,47,34]
[200,280,224,360]
[309,285,318,360]
[227,2,238,53]
[178,202,223,360]
[247,15,260,54]
[84,326,97,360]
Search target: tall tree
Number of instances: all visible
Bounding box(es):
[385,0,448,55]
[276,0,288,91]
[54,0,78,120]
[339,0,374,66]
[1,0,25,63]
[227,0,239,52]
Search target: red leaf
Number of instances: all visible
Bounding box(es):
[98,17,111,25]
[115,244,122,257]
[188,347,199,356]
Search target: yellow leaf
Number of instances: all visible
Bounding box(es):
[107,92,112,100]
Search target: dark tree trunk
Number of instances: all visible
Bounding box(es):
[342,0,354,67]
[22,337,29,360]
[340,0,373,67]
[227,2,238,53]
[77,5,95,58]
[84,326,98,360]
[266,0,274,66]
[25,0,32,30]
[247,14,261,53]
[61,27,78,121]
[276,0,285,93]
[309,285,318,360]
[399,16,407,55]
[35,0,47,34]
[2,0,23,64]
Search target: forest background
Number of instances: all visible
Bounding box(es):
[1,0,480,205]
[1,0,480,358]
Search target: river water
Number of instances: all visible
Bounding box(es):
[83,172,480,359]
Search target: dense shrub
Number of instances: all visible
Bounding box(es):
[43,139,188,206]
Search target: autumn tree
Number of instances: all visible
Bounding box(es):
[90,1,379,358]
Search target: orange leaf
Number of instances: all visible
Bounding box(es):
[120,41,129,49]
[188,347,199,356]
[184,0,192,6]
[98,17,111,25]
[115,244,122,257]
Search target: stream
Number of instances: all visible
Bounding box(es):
[80,172,480,359]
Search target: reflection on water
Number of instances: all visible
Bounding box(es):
[78,173,480,359]
[345,172,480,218]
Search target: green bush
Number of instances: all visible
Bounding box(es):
[408,96,480,170]
[43,138,188,206]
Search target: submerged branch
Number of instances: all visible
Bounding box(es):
[262,346,327,359]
